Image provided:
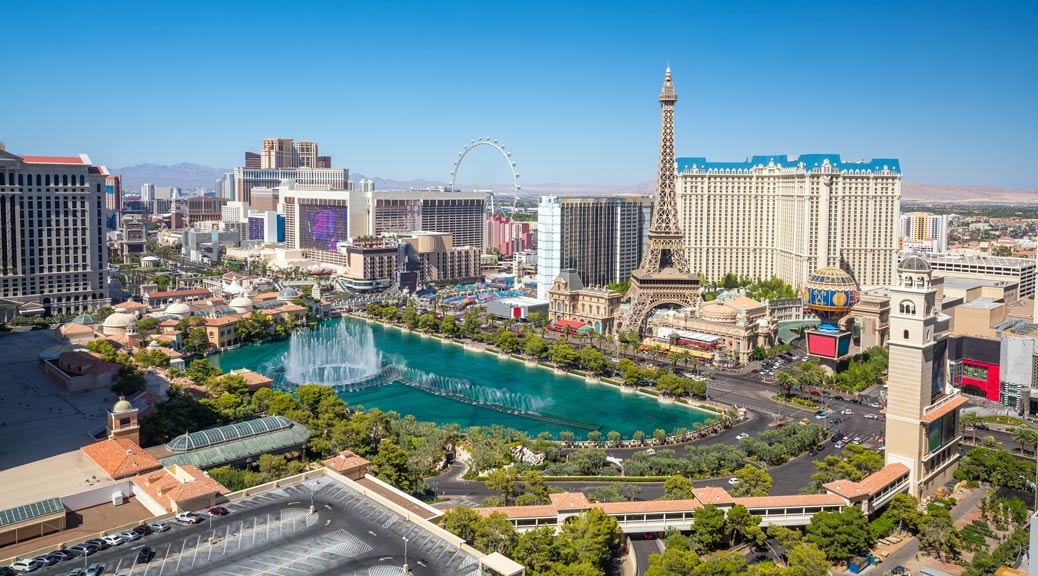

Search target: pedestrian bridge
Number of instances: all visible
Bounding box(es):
[476,463,909,533]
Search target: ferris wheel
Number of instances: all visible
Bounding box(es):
[450,138,520,214]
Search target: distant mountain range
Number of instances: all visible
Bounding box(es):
[112,163,1036,204]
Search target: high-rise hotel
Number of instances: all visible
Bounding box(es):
[675,154,901,289]
[0,147,111,314]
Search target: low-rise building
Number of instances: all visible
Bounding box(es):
[204,316,240,350]
[649,295,777,365]
[547,269,621,335]
[131,464,230,515]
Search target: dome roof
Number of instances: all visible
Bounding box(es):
[165,301,192,316]
[228,296,253,307]
[113,397,133,412]
[278,287,300,299]
[71,313,97,325]
[103,312,137,328]
[805,267,858,288]
[147,339,161,349]
[899,255,931,273]
[224,280,245,295]
[701,301,737,321]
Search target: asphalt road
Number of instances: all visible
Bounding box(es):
[630,537,662,575]
[30,481,476,576]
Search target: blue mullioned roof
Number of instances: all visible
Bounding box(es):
[676,154,900,174]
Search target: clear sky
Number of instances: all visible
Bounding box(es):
[3,1,1036,188]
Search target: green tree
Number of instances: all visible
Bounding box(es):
[136,316,160,333]
[560,430,575,445]
[886,493,922,534]
[805,507,873,563]
[133,348,170,368]
[550,339,580,368]
[402,305,419,329]
[208,373,250,397]
[526,311,548,327]
[606,430,621,446]
[524,334,548,358]
[691,505,726,551]
[462,309,482,338]
[774,370,799,399]
[183,327,210,355]
[632,430,646,444]
[1011,427,1038,455]
[662,475,695,500]
[557,508,619,569]
[493,330,520,353]
[186,358,221,385]
[725,504,764,547]
[587,430,602,443]
[94,306,115,320]
[619,358,642,386]
[371,440,418,493]
[86,339,121,363]
[731,464,772,497]
[786,543,830,576]
[579,346,608,375]
[440,314,460,336]
[918,506,959,562]
[485,467,520,505]
[960,411,980,444]
[440,506,483,543]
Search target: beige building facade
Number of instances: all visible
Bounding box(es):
[884,256,965,498]
[675,155,901,290]
[547,269,622,335]
[649,295,777,365]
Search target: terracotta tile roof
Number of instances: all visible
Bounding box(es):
[275,304,307,312]
[82,438,162,479]
[734,494,846,509]
[146,289,212,299]
[322,451,371,474]
[549,492,591,510]
[59,323,95,336]
[596,498,701,514]
[205,316,238,326]
[159,319,180,327]
[693,487,734,506]
[821,479,862,500]
[56,351,121,376]
[857,463,910,495]
[476,505,558,519]
[920,395,969,424]
[131,465,229,512]
[254,291,280,301]
[226,369,273,389]
[19,155,84,164]
[115,301,148,310]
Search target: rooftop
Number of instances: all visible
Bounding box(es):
[926,253,1038,268]
[152,416,310,469]
[165,415,296,452]
[18,155,86,165]
[960,297,1003,311]
[0,450,117,510]
[81,438,163,479]
[0,497,63,529]
[676,154,900,175]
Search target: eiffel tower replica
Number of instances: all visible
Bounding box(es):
[619,67,701,333]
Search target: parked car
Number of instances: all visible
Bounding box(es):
[841,408,854,415]
[815,412,828,420]
[64,570,85,576]
[849,398,861,405]
[102,534,126,546]
[864,414,880,420]
[33,555,58,566]
[175,512,203,524]
[9,559,40,573]
[208,506,229,516]
[149,521,171,532]
[65,545,94,557]
[84,539,109,550]
[136,547,155,565]
[0,567,16,576]
[735,433,749,440]
[853,436,863,444]
[118,530,141,541]
[815,444,826,451]
[644,448,656,456]
[830,418,842,425]
[48,551,74,562]
[728,477,740,485]
[85,563,105,576]
[133,524,153,536]
[835,441,844,449]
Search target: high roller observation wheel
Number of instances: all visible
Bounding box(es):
[449,138,520,214]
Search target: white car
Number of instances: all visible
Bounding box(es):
[103,534,127,546]
[149,521,171,532]
[10,559,41,572]
[645,448,656,456]
[118,530,141,541]
[736,433,750,440]
[728,477,740,485]
[852,436,863,444]
[841,409,854,415]
[864,414,880,420]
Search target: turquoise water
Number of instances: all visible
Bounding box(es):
[210,317,711,438]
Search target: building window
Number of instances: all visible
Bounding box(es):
[903,329,909,339]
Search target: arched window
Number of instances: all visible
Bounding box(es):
[79,174,85,186]
[36,174,42,186]
[904,276,914,287]
[62,174,68,186]
[899,300,916,315]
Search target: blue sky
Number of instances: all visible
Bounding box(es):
[4,1,1036,188]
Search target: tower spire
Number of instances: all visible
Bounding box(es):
[619,67,701,333]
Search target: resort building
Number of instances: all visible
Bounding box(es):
[899,212,956,253]
[486,214,533,257]
[368,189,487,251]
[647,295,777,365]
[536,195,652,300]
[674,154,901,290]
[131,464,230,515]
[0,149,112,314]
[547,269,622,335]
[908,252,1036,299]
[146,416,310,470]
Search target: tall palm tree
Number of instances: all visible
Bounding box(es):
[1012,427,1038,456]
[960,411,980,445]
[774,370,798,400]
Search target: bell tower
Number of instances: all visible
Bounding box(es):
[108,396,140,445]
[885,255,964,497]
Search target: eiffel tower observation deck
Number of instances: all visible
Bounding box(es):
[620,67,701,333]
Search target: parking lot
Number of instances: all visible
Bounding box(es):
[27,479,480,576]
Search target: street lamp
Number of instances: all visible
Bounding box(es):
[402,536,409,574]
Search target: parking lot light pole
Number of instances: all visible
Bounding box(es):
[403,536,409,574]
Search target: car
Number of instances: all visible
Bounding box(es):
[642,533,654,540]
[976,423,991,430]
[864,414,880,420]
[735,433,749,440]
[809,390,820,396]
[48,551,74,562]
[842,409,854,415]
[799,418,810,426]
[149,521,171,532]
[808,449,816,456]
[835,441,844,449]
[65,545,94,557]
[118,530,141,541]
[30,556,55,568]
[645,448,656,456]
[728,477,740,485]
[815,413,828,419]
[830,418,842,425]
[133,524,153,536]
[849,398,861,405]
[102,534,126,546]
[175,512,203,524]
[83,540,108,551]
[136,547,155,565]
[85,563,105,576]
[853,436,863,444]
[831,435,841,443]
[9,559,40,573]
[65,570,85,576]
[815,444,826,451]
[832,396,846,402]
[0,568,15,576]
[208,506,229,516]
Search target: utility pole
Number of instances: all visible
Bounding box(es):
[402,536,409,574]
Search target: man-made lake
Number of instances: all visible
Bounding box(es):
[210,317,712,438]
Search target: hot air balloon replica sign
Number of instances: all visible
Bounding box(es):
[801,267,859,360]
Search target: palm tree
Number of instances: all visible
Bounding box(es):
[960,411,980,445]
[774,370,799,400]
[1012,427,1038,456]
